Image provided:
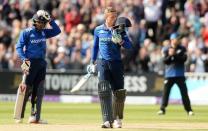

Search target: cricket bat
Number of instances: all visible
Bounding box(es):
[14,73,27,120]
[70,73,92,93]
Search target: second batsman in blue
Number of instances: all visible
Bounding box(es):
[16,10,61,124]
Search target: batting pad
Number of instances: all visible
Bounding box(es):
[98,81,113,123]
[113,89,126,119]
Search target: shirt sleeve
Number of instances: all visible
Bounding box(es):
[162,46,174,65]
[43,20,61,39]
[91,28,99,63]
[16,30,27,60]
[121,33,132,49]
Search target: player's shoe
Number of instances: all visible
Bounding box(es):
[28,115,36,123]
[113,119,122,128]
[157,109,165,115]
[15,119,23,123]
[101,121,112,128]
[28,116,48,124]
[188,111,194,116]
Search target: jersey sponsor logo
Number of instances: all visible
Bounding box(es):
[30,38,46,44]
[99,37,111,42]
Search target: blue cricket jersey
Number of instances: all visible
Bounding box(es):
[91,24,132,62]
[162,45,187,78]
[16,20,61,60]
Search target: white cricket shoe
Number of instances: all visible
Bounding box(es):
[188,111,194,116]
[28,115,36,123]
[101,121,112,128]
[113,119,122,128]
[157,110,165,115]
[15,119,23,123]
[28,115,48,124]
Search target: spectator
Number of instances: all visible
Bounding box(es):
[189,48,207,72]
[0,43,9,69]
[137,47,150,72]
[132,0,144,23]
[53,46,69,70]
[0,0,207,74]
[81,33,92,66]
[79,0,93,27]
[178,16,190,37]
[11,19,21,43]
[70,39,84,69]
[0,25,12,48]
[65,6,81,33]
[201,24,208,48]
[144,0,162,43]
[21,0,35,20]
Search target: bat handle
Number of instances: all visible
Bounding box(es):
[22,73,27,84]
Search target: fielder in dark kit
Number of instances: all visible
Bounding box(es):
[87,7,132,128]
[157,33,194,116]
[16,10,61,123]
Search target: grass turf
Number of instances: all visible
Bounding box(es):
[0,102,208,131]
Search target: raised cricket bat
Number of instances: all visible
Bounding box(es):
[70,73,92,93]
[14,73,27,120]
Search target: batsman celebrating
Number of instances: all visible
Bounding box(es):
[87,7,132,128]
[15,10,61,123]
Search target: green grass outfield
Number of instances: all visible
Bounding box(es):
[0,102,208,131]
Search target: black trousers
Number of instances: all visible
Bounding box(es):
[160,77,192,112]
[21,59,46,120]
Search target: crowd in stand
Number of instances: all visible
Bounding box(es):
[0,0,208,74]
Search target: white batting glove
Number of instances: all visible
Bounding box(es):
[87,64,96,74]
[21,59,31,74]
[37,10,51,21]
[112,30,122,44]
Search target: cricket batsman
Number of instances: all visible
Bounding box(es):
[87,6,132,128]
[16,10,61,123]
